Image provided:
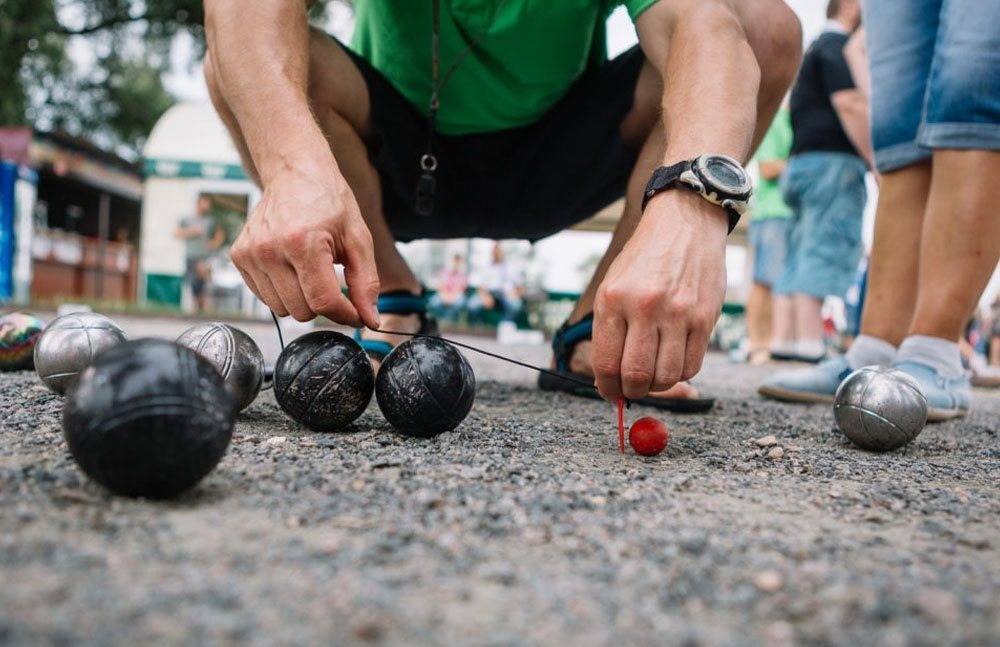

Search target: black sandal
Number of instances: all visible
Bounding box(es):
[537,313,715,413]
[355,290,439,361]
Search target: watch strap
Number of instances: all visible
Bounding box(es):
[641,161,743,234]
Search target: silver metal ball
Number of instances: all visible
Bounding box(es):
[833,366,928,451]
[176,323,264,412]
[34,312,127,394]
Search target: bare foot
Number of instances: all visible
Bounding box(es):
[566,339,700,399]
[360,312,421,372]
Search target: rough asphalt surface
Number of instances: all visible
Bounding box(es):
[1,314,998,646]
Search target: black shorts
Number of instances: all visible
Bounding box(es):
[336,39,646,242]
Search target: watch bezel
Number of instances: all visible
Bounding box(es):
[692,154,753,199]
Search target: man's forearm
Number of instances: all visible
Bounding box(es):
[204,0,333,184]
[833,90,874,169]
[638,3,760,168]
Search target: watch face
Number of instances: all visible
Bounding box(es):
[696,155,751,196]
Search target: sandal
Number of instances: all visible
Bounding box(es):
[537,313,716,413]
[355,289,439,361]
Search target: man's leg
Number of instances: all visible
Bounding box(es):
[746,281,773,362]
[855,162,931,346]
[792,294,824,361]
[770,293,795,357]
[206,31,422,348]
[906,151,1000,341]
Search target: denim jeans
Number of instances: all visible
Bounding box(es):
[865,0,1000,172]
[774,152,868,300]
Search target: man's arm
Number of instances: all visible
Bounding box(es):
[591,0,800,400]
[203,0,379,327]
[832,88,874,169]
[837,28,875,170]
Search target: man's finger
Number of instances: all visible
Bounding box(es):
[341,228,381,330]
[680,326,710,382]
[267,262,315,322]
[619,324,658,400]
[591,313,626,401]
[295,243,365,327]
[652,328,685,392]
[250,267,290,318]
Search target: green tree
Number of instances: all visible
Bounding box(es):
[1,0,335,159]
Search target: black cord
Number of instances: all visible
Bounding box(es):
[270,310,285,351]
[372,328,599,391]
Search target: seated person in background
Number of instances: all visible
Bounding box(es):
[467,243,524,325]
[428,253,468,323]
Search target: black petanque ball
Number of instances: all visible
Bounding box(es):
[375,336,476,438]
[62,339,235,499]
[273,330,374,432]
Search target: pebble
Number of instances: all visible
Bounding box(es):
[914,588,961,625]
[754,570,785,593]
[767,447,785,459]
[755,435,779,447]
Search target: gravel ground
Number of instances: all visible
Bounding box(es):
[1,313,998,647]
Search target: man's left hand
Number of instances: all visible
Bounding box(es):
[591,190,728,401]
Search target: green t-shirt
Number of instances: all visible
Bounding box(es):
[350,0,658,135]
[751,109,793,220]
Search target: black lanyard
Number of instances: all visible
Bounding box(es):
[415,0,508,217]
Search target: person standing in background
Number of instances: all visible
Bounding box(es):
[175,195,225,314]
[760,0,1000,420]
[746,107,793,366]
[767,0,872,364]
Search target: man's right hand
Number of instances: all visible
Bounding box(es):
[229,163,381,328]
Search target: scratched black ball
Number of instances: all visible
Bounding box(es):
[273,330,374,432]
[62,339,235,499]
[376,337,476,438]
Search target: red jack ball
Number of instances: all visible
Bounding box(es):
[629,416,669,456]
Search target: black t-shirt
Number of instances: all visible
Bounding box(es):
[789,30,859,156]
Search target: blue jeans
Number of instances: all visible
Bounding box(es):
[865,0,1000,172]
[749,217,789,288]
[774,152,868,300]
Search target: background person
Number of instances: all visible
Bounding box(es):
[428,253,468,323]
[467,243,524,325]
[768,0,871,364]
[760,0,1000,421]
[746,107,793,366]
[174,195,225,314]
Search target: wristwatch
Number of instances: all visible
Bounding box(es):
[641,154,752,233]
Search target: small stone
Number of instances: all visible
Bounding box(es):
[767,447,785,459]
[262,436,287,448]
[754,570,784,593]
[755,435,778,447]
[914,588,961,625]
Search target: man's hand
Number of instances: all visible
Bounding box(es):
[591,191,728,401]
[230,163,380,327]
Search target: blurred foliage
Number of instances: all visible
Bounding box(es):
[0,0,337,160]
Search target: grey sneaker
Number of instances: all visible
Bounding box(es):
[893,360,971,422]
[758,356,855,404]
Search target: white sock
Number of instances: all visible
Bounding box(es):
[795,339,825,360]
[894,335,964,379]
[845,334,897,370]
